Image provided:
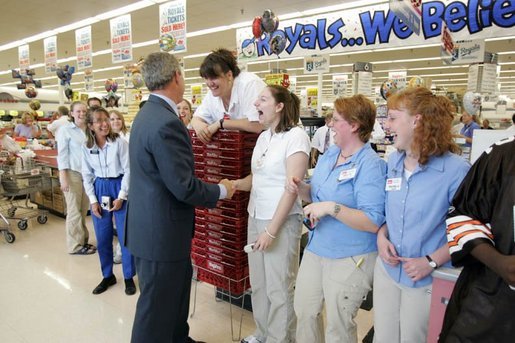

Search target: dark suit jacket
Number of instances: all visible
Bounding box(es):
[125,94,220,262]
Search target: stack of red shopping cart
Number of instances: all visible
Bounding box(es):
[190,130,258,295]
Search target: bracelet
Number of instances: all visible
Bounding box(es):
[264,227,276,239]
[219,118,224,130]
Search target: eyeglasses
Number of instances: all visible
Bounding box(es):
[93,118,110,123]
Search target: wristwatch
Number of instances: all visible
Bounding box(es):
[426,255,438,269]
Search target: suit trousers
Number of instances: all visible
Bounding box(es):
[63,170,90,253]
[294,250,376,343]
[247,214,302,343]
[131,256,192,343]
[91,177,135,279]
[373,258,432,343]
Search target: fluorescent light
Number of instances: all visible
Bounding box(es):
[95,2,152,21]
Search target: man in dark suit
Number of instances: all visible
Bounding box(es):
[125,52,234,343]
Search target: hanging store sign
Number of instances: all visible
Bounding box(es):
[332,75,348,97]
[18,45,30,71]
[444,39,486,65]
[304,55,330,74]
[44,36,57,74]
[76,26,93,70]
[388,70,407,90]
[111,14,133,64]
[237,0,514,62]
[191,84,203,106]
[389,0,423,35]
[159,0,187,53]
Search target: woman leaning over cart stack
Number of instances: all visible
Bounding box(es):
[57,101,96,255]
[232,85,310,343]
[82,107,136,295]
[373,87,470,342]
[287,94,387,343]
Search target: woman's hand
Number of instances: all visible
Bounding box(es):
[109,198,123,212]
[91,202,102,218]
[377,231,400,266]
[303,201,333,226]
[254,231,275,251]
[398,257,433,281]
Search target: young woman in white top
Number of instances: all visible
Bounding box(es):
[109,109,130,142]
[233,85,311,343]
[177,99,193,129]
[57,101,96,255]
[190,48,266,143]
[82,107,135,295]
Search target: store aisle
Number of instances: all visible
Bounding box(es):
[0,213,373,342]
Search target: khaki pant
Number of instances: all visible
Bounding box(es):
[373,258,432,343]
[294,250,376,343]
[63,170,90,253]
[247,214,302,343]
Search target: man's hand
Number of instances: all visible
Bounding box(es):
[219,179,235,199]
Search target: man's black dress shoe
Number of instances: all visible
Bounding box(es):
[125,278,137,295]
[92,275,117,294]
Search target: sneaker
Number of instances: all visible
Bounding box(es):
[241,335,264,343]
[113,242,122,264]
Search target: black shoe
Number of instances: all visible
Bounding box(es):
[92,275,117,294]
[124,278,136,295]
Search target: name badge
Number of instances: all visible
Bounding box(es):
[385,177,402,191]
[338,168,356,181]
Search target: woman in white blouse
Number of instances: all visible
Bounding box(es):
[57,101,96,255]
[233,85,310,343]
[109,109,130,142]
[82,107,135,296]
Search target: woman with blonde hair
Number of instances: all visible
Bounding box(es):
[14,112,41,139]
[57,101,96,255]
[109,109,129,141]
[177,99,193,128]
[373,87,470,342]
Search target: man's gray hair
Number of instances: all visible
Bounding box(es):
[141,52,181,91]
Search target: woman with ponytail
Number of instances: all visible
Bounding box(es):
[81,107,136,296]
[373,87,470,342]
[232,85,310,343]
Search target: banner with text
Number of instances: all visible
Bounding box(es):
[237,0,514,62]
[18,45,30,71]
[44,36,57,74]
[159,0,187,53]
[76,26,93,70]
[111,14,132,64]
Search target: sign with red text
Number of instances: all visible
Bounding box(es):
[44,36,57,73]
[159,0,187,53]
[18,45,30,71]
[75,26,93,70]
[110,14,132,64]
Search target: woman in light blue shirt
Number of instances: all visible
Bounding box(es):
[57,101,96,255]
[373,87,470,342]
[82,107,135,296]
[288,95,386,343]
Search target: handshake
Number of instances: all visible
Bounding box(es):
[218,179,237,200]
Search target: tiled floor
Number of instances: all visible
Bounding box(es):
[0,212,373,342]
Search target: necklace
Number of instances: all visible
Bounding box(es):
[340,152,353,160]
